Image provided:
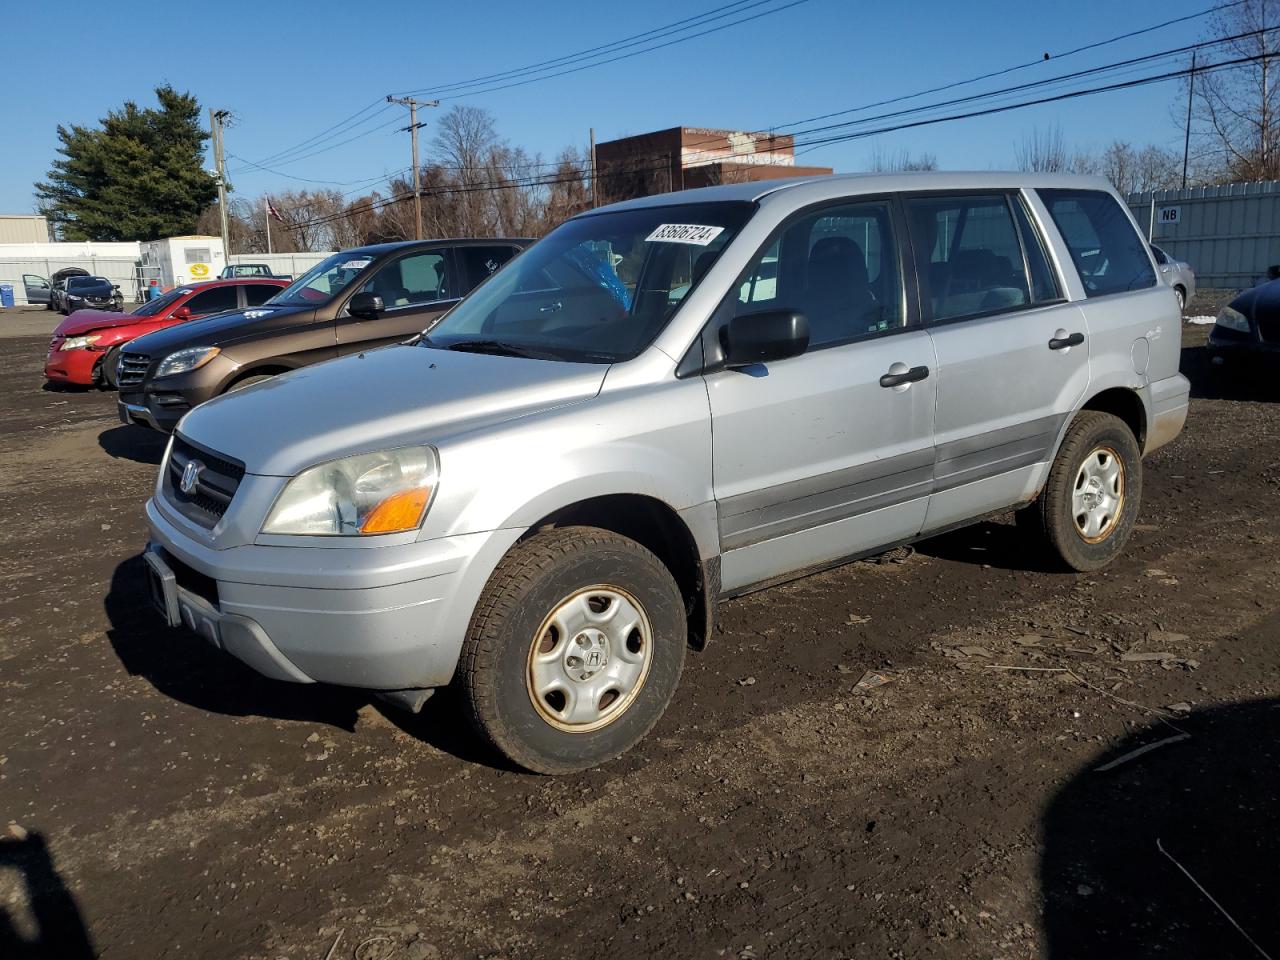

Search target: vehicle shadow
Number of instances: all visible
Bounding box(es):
[104,554,365,732]
[0,831,95,960]
[914,517,1062,573]
[102,553,506,765]
[97,425,167,465]
[1040,695,1280,958]
[1181,342,1279,403]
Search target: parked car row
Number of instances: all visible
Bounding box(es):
[114,171,1197,775]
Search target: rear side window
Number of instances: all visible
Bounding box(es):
[459,245,520,290]
[1039,189,1156,297]
[244,284,279,306]
[904,194,1030,321]
[184,285,239,316]
[735,199,905,348]
[1012,198,1061,303]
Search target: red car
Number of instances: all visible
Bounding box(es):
[44,278,289,387]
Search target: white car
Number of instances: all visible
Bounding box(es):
[1151,244,1196,312]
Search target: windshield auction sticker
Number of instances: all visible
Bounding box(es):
[645,224,725,246]
[341,258,373,270]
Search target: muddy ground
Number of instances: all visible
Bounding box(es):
[1,297,1277,960]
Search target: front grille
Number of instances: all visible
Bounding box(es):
[118,351,150,387]
[1258,315,1280,344]
[163,435,246,529]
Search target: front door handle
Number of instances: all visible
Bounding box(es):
[879,364,930,388]
[539,301,563,313]
[1049,331,1085,350]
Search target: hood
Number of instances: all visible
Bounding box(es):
[125,305,316,357]
[1234,278,1280,318]
[54,310,135,337]
[177,343,608,476]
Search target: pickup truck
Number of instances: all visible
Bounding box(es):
[219,263,292,281]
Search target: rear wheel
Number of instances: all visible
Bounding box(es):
[1174,285,1186,312]
[1017,411,1142,572]
[459,527,687,774]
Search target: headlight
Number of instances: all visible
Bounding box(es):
[1215,306,1251,332]
[61,334,101,350]
[156,346,220,378]
[262,446,439,536]
[68,294,83,300]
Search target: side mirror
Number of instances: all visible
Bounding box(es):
[173,306,192,320]
[348,291,384,320]
[722,309,809,368]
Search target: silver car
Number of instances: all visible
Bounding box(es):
[1151,244,1196,312]
[140,172,1189,773]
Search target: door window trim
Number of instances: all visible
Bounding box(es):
[900,188,1068,328]
[338,247,460,318]
[680,193,921,377]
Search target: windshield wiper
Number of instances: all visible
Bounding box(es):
[439,338,563,361]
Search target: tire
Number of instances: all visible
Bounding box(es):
[1174,285,1186,312]
[459,526,687,774]
[100,346,122,389]
[1018,411,1142,572]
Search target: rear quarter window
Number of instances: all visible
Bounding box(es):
[1038,189,1156,297]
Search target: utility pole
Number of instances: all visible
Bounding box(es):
[589,127,597,208]
[386,95,438,240]
[1182,50,1196,190]
[209,108,232,256]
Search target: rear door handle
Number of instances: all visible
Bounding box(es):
[879,364,930,388]
[1049,332,1085,350]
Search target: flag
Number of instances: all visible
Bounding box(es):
[266,197,286,223]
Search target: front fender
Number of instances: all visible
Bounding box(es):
[422,378,715,551]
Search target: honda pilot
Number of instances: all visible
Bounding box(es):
[138,173,1189,773]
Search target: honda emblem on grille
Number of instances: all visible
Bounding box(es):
[179,459,204,495]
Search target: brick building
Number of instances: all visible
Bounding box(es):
[595,127,832,203]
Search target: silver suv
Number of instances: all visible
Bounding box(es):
[140,172,1189,773]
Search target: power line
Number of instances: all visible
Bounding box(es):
[287,41,1273,233]
[392,0,775,97]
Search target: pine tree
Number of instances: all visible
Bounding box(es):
[36,86,218,241]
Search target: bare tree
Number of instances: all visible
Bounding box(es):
[868,147,938,171]
[1013,125,1098,174]
[1192,0,1280,181]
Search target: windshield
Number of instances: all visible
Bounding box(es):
[269,251,376,306]
[131,287,191,316]
[422,201,753,363]
[68,276,111,289]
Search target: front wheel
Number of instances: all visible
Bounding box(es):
[100,346,122,389]
[1174,285,1186,312]
[1017,411,1143,572]
[459,527,687,774]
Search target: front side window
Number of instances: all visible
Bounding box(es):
[1039,189,1156,297]
[356,251,449,309]
[271,252,376,306]
[424,202,752,363]
[905,194,1031,322]
[734,200,905,347]
[184,285,239,316]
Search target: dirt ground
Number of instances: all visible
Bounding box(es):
[1,295,1277,960]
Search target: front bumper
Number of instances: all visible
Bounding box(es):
[44,348,102,385]
[144,496,521,690]
[1207,326,1280,362]
[118,391,189,432]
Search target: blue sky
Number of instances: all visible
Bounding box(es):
[1,0,1218,214]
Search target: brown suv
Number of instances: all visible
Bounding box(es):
[117,238,530,432]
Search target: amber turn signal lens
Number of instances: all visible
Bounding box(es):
[359,487,431,534]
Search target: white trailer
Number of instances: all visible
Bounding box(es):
[140,236,226,288]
